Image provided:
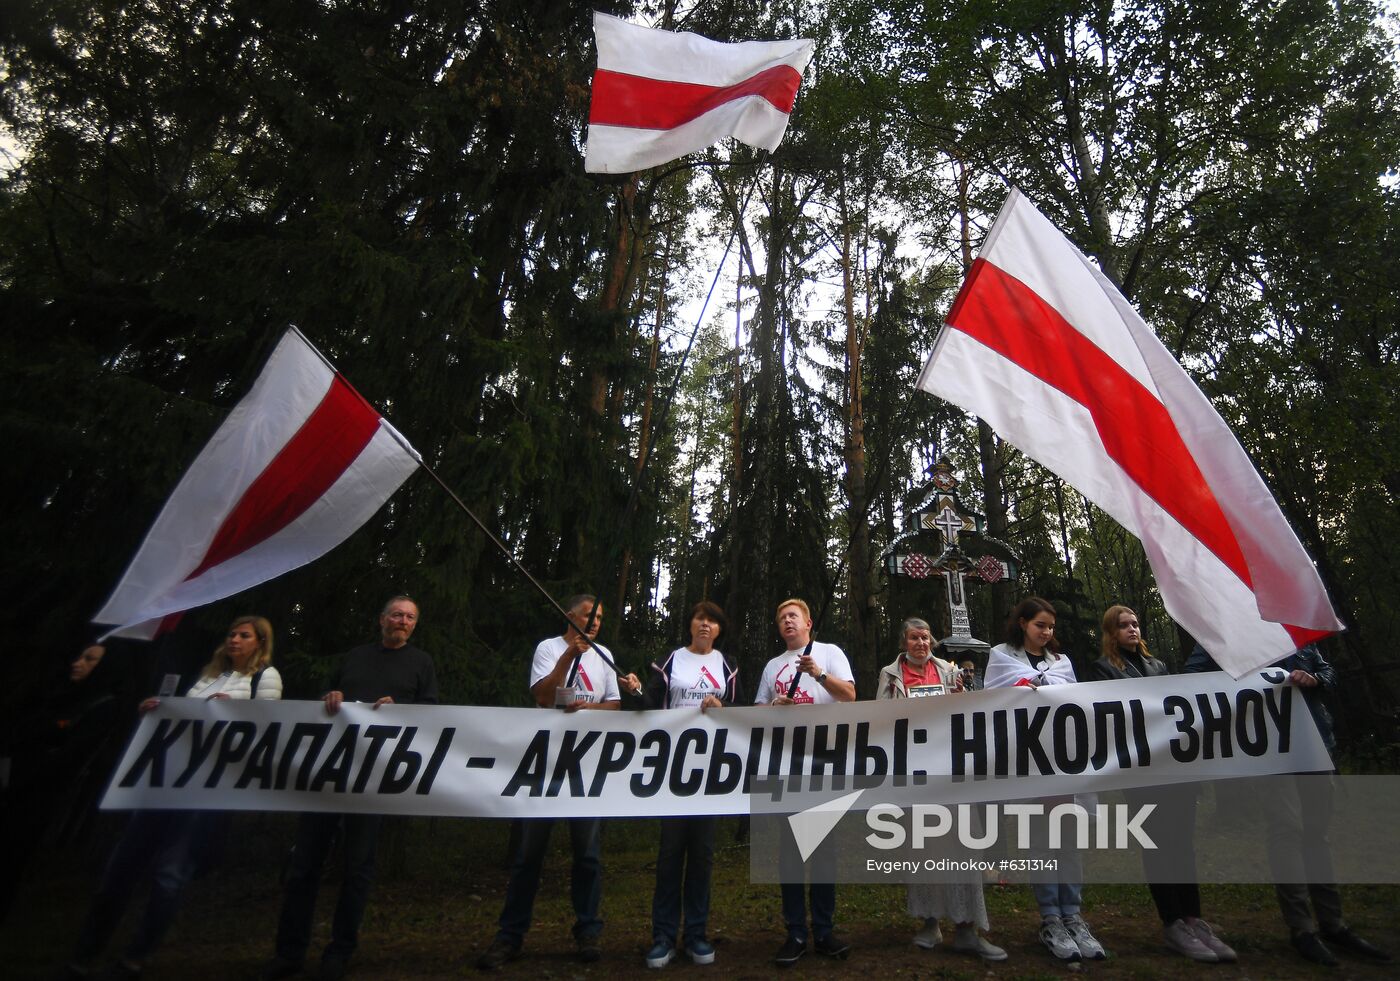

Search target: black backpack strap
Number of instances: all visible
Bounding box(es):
[249,667,266,698]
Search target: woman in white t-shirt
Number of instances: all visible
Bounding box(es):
[68,616,281,979]
[642,601,740,969]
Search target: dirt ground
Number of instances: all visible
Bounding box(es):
[5,814,1395,980]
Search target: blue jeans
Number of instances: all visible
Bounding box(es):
[778,823,835,942]
[495,817,603,944]
[274,812,383,961]
[73,810,206,964]
[652,816,716,945]
[1033,881,1083,918]
[1030,797,1083,918]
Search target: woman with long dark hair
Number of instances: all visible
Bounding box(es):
[1,643,129,923]
[985,597,1105,964]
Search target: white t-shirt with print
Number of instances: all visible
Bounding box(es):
[754,641,854,706]
[659,647,730,708]
[530,635,621,706]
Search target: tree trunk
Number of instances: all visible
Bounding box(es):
[735,168,788,667]
[838,172,877,682]
[614,221,671,622]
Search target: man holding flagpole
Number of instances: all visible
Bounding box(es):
[754,599,855,966]
[477,596,641,971]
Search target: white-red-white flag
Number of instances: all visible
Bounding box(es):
[94,329,421,638]
[584,12,815,174]
[917,189,1342,677]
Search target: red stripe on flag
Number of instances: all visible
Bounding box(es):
[946,258,1252,587]
[1283,624,1333,649]
[183,376,381,580]
[589,65,802,130]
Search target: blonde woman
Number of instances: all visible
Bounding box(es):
[67,617,280,980]
[181,615,282,702]
[1088,605,1235,963]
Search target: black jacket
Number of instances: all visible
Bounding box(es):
[1088,650,1171,682]
[1185,642,1336,751]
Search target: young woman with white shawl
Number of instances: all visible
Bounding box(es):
[983,597,1105,964]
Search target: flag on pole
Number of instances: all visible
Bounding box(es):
[584,11,815,174]
[94,329,421,638]
[917,189,1341,677]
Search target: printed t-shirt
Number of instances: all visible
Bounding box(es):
[754,641,854,706]
[530,635,621,706]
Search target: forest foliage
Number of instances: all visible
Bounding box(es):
[2,0,1397,749]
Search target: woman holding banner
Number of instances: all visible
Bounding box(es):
[640,601,741,969]
[1089,604,1238,962]
[65,616,281,980]
[985,597,1106,964]
[878,617,1007,962]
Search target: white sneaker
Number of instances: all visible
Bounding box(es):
[913,920,943,949]
[1165,918,1219,962]
[951,925,1008,962]
[1040,915,1081,961]
[1063,913,1107,960]
[1189,919,1237,962]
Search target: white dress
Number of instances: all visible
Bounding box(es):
[877,653,989,929]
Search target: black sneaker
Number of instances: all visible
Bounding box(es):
[774,937,807,967]
[1292,931,1340,967]
[576,935,602,964]
[1321,927,1392,962]
[814,933,851,959]
[260,957,303,981]
[476,938,521,971]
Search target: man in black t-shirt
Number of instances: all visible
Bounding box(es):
[264,596,438,981]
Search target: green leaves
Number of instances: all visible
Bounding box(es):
[3,0,1396,709]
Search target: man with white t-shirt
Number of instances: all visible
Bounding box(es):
[755,598,856,966]
[478,596,641,970]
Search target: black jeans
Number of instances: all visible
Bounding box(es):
[1126,784,1202,924]
[651,816,716,945]
[778,822,836,943]
[274,812,383,961]
[73,810,207,964]
[494,817,603,945]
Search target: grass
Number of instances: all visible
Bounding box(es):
[5,812,1396,979]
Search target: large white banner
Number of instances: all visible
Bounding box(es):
[102,670,1331,818]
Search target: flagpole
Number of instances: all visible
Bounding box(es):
[411,460,628,676]
[287,328,630,679]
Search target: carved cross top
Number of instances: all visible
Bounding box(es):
[932,505,964,548]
